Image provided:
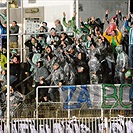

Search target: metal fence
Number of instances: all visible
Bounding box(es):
[0,116,132,133]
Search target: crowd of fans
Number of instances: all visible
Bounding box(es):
[0,9,133,103]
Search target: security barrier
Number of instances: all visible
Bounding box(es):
[0,116,132,133]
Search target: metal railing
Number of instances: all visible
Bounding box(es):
[0,116,132,133]
[0,31,76,62]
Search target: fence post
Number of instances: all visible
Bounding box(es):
[104,117,108,133]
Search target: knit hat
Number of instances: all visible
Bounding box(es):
[11,49,17,54]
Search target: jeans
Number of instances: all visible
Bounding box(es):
[115,71,125,84]
[49,87,59,102]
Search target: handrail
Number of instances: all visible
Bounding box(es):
[0,31,75,36]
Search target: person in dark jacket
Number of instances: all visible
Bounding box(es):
[5,56,20,87]
[25,36,42,59]
[75,52,90,85]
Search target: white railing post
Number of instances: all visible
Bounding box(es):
[6,0,11,132]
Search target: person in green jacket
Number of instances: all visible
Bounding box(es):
[0,50,7,71]
[0,9,7,24]
[62,12,77,37]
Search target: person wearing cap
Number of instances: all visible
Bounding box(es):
[26,57,49,101]
[115,45,129,84]
[88,54,100,84]
[45,61,64,102]
[75,52,90,85]
[10,49,18,62]
[129,21,133,68]
[6,86,25,116]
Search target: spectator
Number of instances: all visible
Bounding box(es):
[54,19,64,32]
[25,36,42,72]
[2,47,7,57]
[0,9,7,24]
[3,56,20,87]
[0,69,6,87]
[42,21,48,32]
[7,86,25,116]
[0,50,7,71]
[37,35,46,48]
[42,46,57,73]
[103,26,122,61]
[60,32,73,45]
[9,20,19,49]
[121,16,130,54]
[45,61,64,102]
[62,12,76,37]
[61,59,76,85]
[37,26,47,44]
[75,52,90,85]
[88,54,100,84]
[18,62,31,95]
[79,17,91,34]
[10,49,18,62]
[26,57,49,100]
[115,45,128,84]
[47,28,61,50]
[25,36,42,55]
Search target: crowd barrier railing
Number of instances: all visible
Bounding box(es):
[0,116,132,133]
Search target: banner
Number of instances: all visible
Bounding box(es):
[60,84,131,110]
